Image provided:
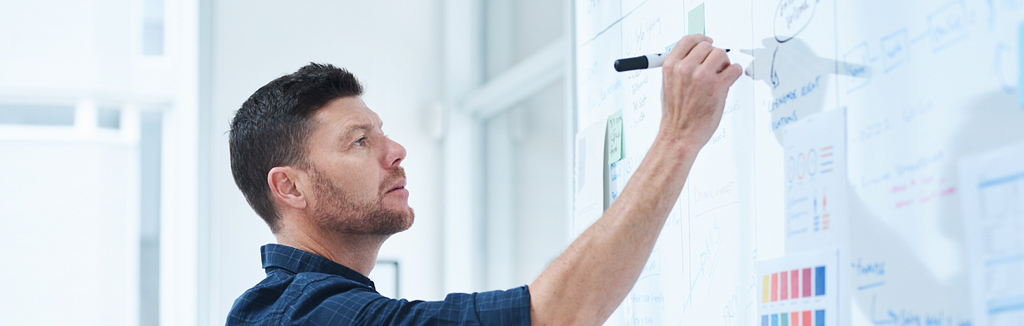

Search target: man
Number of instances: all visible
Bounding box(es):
[226,34,741,325]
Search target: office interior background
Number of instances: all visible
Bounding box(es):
[0,0,571,325]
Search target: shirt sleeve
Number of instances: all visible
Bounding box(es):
[301,284,532,326]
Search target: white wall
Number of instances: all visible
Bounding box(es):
[0,0,186,100]
[481,0,570,289]
[204,0,445,323]
[0,0,198,325]
[0,141,136,326]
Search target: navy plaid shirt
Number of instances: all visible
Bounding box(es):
[226,244,532,326]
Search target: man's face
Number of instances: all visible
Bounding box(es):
[301,96,413,236]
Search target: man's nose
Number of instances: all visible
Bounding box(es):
[385,137,406,167]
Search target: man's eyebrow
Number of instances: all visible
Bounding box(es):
[342,123,374,137]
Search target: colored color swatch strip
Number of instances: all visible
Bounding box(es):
[815,266,826,296]
[781,271,789,300]
[791,269,800,299]
[802,268,812,297]
[763,275,770,303]
[772,273,779,301]
[763,310,825,326]
[764,266,826,303]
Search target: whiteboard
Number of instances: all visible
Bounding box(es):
[570,0,1024,325]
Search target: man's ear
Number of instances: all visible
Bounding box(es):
[268,166,307,210]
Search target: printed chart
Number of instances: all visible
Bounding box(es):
[960,141,1024,326]
[759,249,839,326]
[780,109,849,253]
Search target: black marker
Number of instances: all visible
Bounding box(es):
[614,49,730,72]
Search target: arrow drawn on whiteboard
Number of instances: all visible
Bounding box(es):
[870,294,897,325]
[771,47,781,89]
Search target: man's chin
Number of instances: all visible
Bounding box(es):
[372,206,414,236]
[393,207,415,233]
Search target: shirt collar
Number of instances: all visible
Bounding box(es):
[260,243,376,289]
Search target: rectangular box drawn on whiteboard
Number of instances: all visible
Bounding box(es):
[926,0,968,53]
[843,43,872,94]
[879,28,910,73]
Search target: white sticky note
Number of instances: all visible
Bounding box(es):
[607,110,624,164]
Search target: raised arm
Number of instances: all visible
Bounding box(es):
[529,34,742,326]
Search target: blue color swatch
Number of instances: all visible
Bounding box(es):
[815,266,826,296]
[815,310,825,326]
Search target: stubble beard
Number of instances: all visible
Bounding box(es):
[308,165,414,236]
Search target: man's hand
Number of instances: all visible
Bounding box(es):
[660,34,743,155]
[529,34,740,326]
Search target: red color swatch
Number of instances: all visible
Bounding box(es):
[771,273,779,301]
[781,271,789,300]
[791,269,800,298]
[802,268,812,297]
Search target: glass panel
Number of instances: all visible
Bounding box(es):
[139,111,162,326]
[0,104,74,126]
[142,0,164,56]
[98,107,121,129]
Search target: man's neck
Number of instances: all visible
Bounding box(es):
[276,228,388,277]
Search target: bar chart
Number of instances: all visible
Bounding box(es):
[762,266,826,303]
[761,309,826,326]
[758,249,838,326]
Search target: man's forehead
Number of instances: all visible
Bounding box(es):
[317,96,382,129]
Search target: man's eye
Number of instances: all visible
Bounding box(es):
[354,137,367,146]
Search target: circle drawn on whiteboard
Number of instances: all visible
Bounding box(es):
[797,152,806,180]
[808,149,818,177]
[774,0,818,43]
[787,156,795,183]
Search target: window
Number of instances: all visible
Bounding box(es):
[142,0,165,56]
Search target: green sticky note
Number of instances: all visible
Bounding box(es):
[688,3,705,35]
[666,41,678,53]
[607,111,623,164]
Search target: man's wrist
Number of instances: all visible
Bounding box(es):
[652,129,702,162]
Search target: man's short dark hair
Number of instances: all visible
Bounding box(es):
[229,63,364,232]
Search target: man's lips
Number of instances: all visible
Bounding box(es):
[386,179,407,193]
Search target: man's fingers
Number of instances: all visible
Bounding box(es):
[666,34,712,63]
[704,48,731,73]
[722,63,743,85]
[682,42,715,68]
